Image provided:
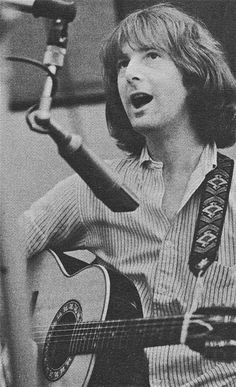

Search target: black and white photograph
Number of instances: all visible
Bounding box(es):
[0,1,236,386]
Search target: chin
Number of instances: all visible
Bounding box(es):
[131,121,157,135]
[129,112,160,131]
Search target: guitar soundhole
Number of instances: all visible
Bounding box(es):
[43,300,82,381]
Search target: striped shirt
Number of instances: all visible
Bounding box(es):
[20,144,236,386]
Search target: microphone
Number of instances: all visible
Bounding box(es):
[34,117,139,212]
[3,0,77,22]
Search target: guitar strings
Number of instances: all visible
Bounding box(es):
[31,314,206,332]
[31,319,189,337]
[32,320,186,339]
[29,315,235,347]
[31,313,231,335]
[31,319,222,346]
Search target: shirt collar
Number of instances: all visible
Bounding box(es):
[139,143,217,172]
[139,146,163,169]
[204,142,217,173]
[179,143,217,211]
[139,143,217,212]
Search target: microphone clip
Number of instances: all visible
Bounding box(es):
[43,18,68,68]
[26,104,51,134]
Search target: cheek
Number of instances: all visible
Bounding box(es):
[165,65,187,97]
[117,83,127,110]
[166,77,188,107]
[174,71,188,100]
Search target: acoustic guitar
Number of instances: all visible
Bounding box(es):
[28,250,236,387]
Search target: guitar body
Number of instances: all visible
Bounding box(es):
[28,250,149,387]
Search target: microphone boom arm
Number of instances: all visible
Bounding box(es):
[23,8,139,212]
[27,111,139,212]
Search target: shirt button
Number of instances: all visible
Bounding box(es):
[165,240,172,248]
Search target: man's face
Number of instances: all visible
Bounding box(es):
[117,43,190,136]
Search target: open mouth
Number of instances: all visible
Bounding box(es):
[130,93,153,109]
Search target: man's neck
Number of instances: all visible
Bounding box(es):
[146,126,204,176]
[145,127,206,221]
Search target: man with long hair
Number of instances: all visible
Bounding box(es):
[19,3,236,386]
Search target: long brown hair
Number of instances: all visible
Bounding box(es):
[100,3,236,157]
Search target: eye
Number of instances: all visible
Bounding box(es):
[117,58,129,71]
[146,51,160,60]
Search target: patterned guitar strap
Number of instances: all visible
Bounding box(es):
[188,152,234,277]
[180,153,234,344]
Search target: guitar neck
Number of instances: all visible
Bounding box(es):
[69,316,185,355]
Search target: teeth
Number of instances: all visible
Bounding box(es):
[131,93,153,109]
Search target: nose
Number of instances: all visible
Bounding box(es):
[125,57,142,83]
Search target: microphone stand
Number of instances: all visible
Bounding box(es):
[0,19,69,387]
[36,18,68,120]
[27,19,139,212]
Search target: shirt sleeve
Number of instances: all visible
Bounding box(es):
[18,174,88,259]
